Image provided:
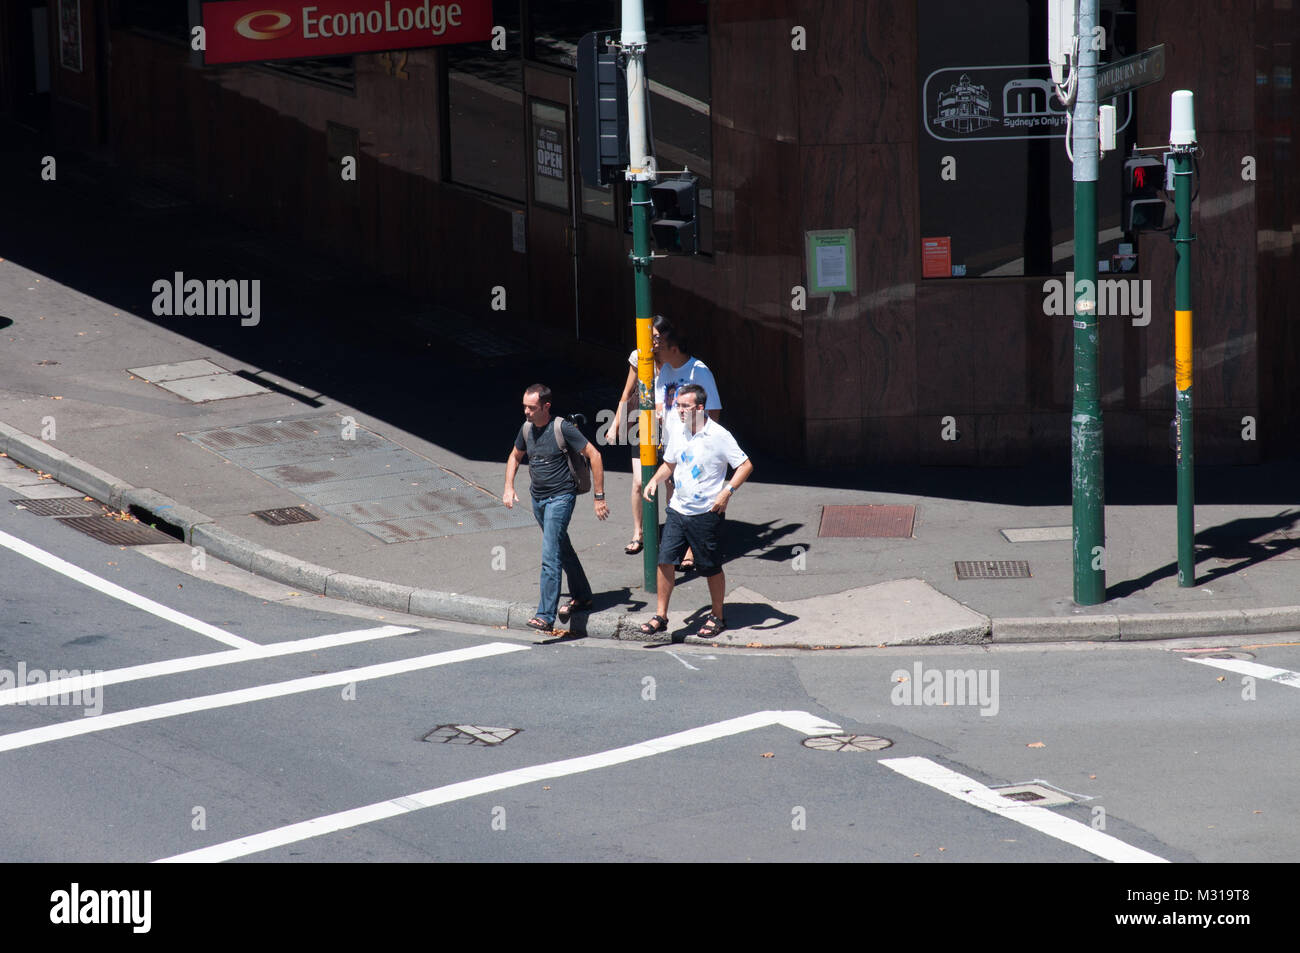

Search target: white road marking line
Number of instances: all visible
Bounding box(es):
[0,528,256,649]
[665,651,699,671]
[0,642,528,754]
[0,625,419,706]
[1187,657,1300,686]
[156,709,843,863]
[880,756,1168,863]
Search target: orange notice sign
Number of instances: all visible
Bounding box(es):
[922,237,952,278]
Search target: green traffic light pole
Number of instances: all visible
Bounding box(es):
[623,0,658,590]
[1169,90,1197,585]
[1071,0,1106,605]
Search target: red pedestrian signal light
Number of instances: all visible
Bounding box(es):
[1122,155,1167,232]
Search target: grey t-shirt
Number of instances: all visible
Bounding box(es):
[515,418,589,499]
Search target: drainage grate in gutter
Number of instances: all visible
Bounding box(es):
[801,734,893,752]
[818,505,915,538]
[955,560,1031,580]
[422,725,520,746]
[10,498,106,518]
[252,506,320,526]
[55,516,178,546]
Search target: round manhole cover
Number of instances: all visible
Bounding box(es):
[1206,651,1255,660]
[802,734,892,752]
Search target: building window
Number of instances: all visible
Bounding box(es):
[917,0,1138,278]
[446,0,525,202]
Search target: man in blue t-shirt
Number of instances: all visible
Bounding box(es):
[504,383,609,632]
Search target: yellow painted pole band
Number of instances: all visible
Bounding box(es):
[636,317,657,467]
[1175,310,1193,391]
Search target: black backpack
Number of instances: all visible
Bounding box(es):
[520,417,591,495]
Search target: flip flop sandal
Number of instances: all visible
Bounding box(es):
[526,617,553,632]
[696,614,726,637]
[639,615,669,635]
[625,538,644,555]
[558,598,593,619]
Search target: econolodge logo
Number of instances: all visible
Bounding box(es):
[235,11,293,40]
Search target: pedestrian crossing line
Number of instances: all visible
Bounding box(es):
[880,756,1169,863]
[0,625,420,707]
[0,527,256,649]
[155,710,842,863]
[0,641,529,754]
[1186,656,1300,686]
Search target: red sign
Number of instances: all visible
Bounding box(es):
[201,0,491,65]
[921,236,952,279]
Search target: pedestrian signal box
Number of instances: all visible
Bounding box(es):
[577,31,629,187]
[649,176,699,254]
[1123,155,1167,232]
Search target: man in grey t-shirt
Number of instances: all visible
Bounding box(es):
[504,384,609,632]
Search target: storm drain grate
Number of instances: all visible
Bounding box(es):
[801,734,893,752]
[252,506,320,526]
[55,516,178,546]
[10,498,106,518]
[955,560,1031,580]
[992,783,1074,807]
[422,725,520,746]
[818,505,915,538]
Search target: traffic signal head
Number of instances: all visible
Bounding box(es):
[1123,155,1167,232]
[649,176,699,254]
[577,31,629,187]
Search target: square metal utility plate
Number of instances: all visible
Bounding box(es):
[955,560,1032,579]
[991,783,1073,808]
[129,359,229,382]
[155,374,271,403]
[1001,526,1073,543]
[819,504,916,538]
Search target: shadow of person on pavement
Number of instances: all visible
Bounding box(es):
[1107,509,1300,599]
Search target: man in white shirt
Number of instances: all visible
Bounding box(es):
[640,384,752,638]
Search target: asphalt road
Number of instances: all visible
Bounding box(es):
[3,484,1297,868]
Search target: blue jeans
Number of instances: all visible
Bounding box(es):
[531,493,592,624]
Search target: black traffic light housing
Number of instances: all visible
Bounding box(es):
[576,31,629,187]
[1123,154,1167,232]
[649,175,698,254]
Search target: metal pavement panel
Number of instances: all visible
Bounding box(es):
[818,504,916,538]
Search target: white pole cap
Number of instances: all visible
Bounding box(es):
[1170,90,1196,147]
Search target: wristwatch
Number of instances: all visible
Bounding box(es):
[594,493,606,501]
[724,484,737,494]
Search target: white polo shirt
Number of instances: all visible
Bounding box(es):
[663,418,748,516]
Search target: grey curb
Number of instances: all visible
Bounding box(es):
[325,573,415,613]
[121,488,214,540]
[6,420,1300,646]
[190,524,262,573]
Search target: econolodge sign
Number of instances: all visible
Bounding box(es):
[201,0,491,65]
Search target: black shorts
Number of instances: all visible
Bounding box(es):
[659,508,725,576]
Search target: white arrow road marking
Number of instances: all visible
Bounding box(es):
[0,625,419,706]
[0,642,528,754]
[0,527,256,649]
[156,709,843,863]
[1187,657,1300,686]
[880,756,1169,863]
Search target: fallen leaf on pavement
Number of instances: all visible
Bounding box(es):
[746,642,763,648]
[1089,774,1096,779]
[1216,676,1225,682]
[760,752,774,758]
[1027,742,1046,748]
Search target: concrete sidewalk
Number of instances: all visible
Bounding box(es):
[3,247,1299,646]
